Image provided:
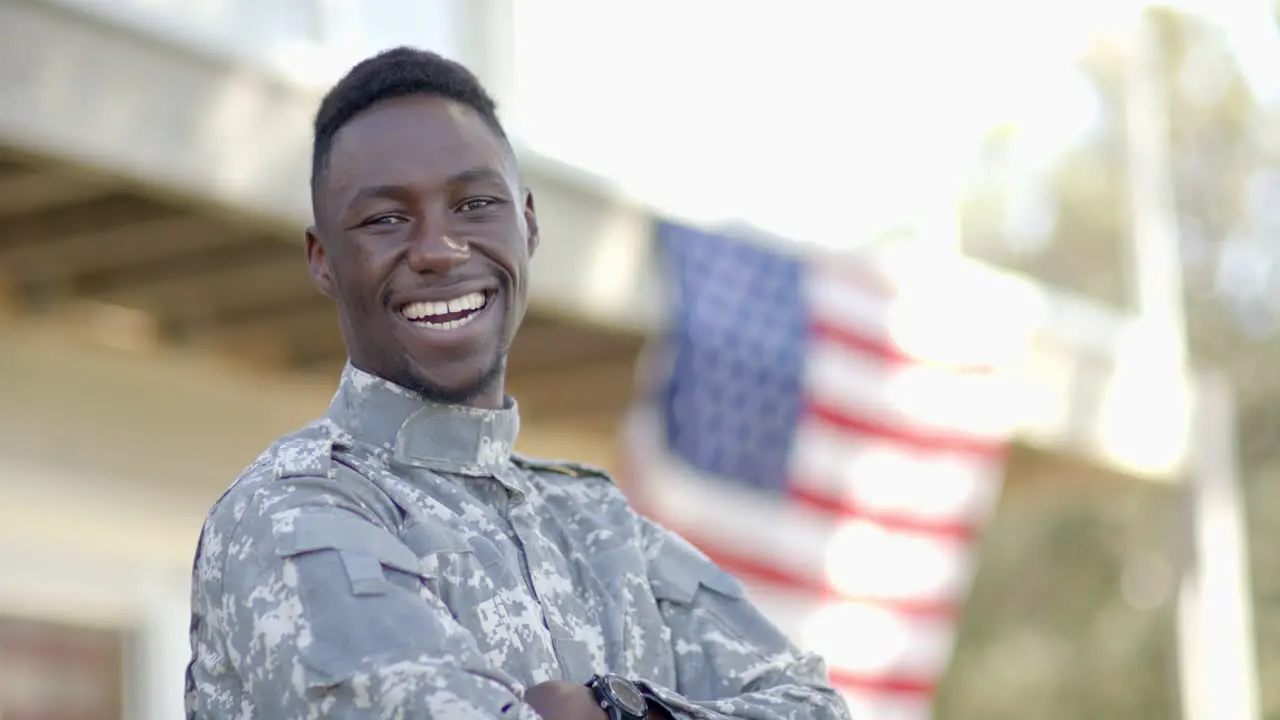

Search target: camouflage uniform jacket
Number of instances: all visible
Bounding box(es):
[186,364,850,720]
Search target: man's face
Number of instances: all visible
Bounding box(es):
[306,95,537,408]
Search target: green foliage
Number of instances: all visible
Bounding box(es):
[948,7,1280,718]
[936,449,1180,719]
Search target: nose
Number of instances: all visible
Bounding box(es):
[406,214,469,275]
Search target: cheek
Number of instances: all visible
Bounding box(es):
[332,250,392,312]
[510,251,530,290]
[509,263,530,308]
[499,274,527,328]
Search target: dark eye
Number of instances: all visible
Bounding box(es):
[364,214,408,226]
[458,197,497,213]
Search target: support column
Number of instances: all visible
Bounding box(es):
[1178,372,1260,720]
[455,0,520,133]
[1119,10,1260,720]
[131,573,196,720]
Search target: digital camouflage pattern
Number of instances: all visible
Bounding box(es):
[186,364,850,720]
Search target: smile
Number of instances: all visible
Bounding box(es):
[398,290,492,330]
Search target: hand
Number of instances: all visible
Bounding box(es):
[524,680,609,720]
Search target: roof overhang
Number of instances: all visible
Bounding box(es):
[0,0,1193,479]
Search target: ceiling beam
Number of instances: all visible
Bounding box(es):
[95,253,313,316]
[189,294,331,335]
[508,320,644,375]
[0,168,115,219]
[74,237,297,296]
[507,355,639,423]
[189,303,342,368]
[0,194,177,253]
[3,216,246,283]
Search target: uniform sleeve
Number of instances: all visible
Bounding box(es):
[198,474,541,720]
[634,517,852,720]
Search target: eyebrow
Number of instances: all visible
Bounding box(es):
[346,166,509,207]
[449,166,508,186]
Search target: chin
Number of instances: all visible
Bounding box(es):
[408,358,504,407]
[410,379,480,405]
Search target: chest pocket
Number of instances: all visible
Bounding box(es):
[399,521,494,606]
[569,543,657,680]
[398,521,536,670]
[400,522,472,576]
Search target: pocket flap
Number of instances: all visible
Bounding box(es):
[400,521,473,556]
[273,509,421,576]
[649,535,746,603]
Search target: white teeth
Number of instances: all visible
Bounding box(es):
[400,291,488,327]
[416,314,480,330]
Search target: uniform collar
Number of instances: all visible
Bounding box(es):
[324,363,519,476]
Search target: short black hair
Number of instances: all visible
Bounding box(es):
[310,46,510,201]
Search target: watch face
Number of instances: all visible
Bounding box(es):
[606,675,646,716]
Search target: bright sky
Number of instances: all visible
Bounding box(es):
[94,0,1280,254]
[508,0,1279,251]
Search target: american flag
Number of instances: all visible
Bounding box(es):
[624,221,1026,719]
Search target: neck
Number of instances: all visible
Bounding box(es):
[465,385,506,411]
[348,357,506,411]
[326,362,520,476]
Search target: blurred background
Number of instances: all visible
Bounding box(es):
[0,0,1277,718]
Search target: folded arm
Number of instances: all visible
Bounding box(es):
[635,517,851,720]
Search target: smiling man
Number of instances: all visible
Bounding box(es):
[185,48,850,720]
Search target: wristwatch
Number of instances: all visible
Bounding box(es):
[586,673,648,720]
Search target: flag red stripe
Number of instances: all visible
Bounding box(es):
[668,526,959,620]
[787,484,978,542]
[828,668,936,697]
[811,257,903,301]
[806,400,1008,459]
[810,319,996,375]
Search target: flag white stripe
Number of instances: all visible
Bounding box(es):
[841,691,931,720]
[636,422,975,602]
[806,341,1021,442]
[806,268,1030,369]
[791,422,1003,525]
[746,583,955,680]
[804,269,900,343]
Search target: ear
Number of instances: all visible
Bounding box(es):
[305,226,338,300]
[523,190,540,257]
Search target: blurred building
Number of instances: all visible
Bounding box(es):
[0,1,1202,717]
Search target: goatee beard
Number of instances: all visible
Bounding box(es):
[408,352,506,407]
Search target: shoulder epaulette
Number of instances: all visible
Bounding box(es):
[273,432,336,480]
[511,455,615,483]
